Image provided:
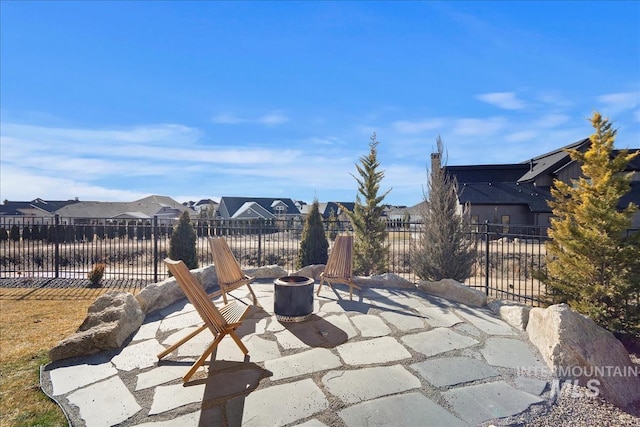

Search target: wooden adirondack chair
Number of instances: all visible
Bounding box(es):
[208,237,259,305]
[316,235,361,300]
[159,258,251,382]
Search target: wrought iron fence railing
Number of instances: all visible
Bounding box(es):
[1,215,562,305]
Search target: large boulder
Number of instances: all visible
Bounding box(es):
[49,291,144,361]
[417,278,487,307]
[354,273,415,289]
[293,264,326,281]
[526,304,640,413]
[244,265,288,279]
[136,265,217,314]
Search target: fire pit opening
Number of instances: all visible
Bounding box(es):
[273,275,314,322]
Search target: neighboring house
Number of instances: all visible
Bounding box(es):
[194,199,219,216]
[0,198,80,225]
[50,195,193,225]
[217,197,301,220]
[442,139,640,230]
[315,202,355,220]
[386,202,426,224]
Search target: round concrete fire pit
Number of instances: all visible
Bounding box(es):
[274,275,314,322]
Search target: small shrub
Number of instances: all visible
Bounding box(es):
[297,199,328,268]
[169,211,198,270]
[88,263,106,286]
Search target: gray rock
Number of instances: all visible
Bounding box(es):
[293,264,326,280]
[354,273,415,289]
[244,264,288,279]
[49,291,144,361]
[136,266,217,314]
[488,299,532,331]
[526,304,640,414]
[417,278,487,307]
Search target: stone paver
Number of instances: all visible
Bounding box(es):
[265,347,342,381]
[48,359,117,396]
[338,392,467,427]
[350,314,392,337]
[411,356,499,387]
[481,336,545,369]
[41,281,556,427]
[337,336,412,365]
[111,339,165,371]
[322,364,421,403]
[455,306,518,335]
[67,376,141,427]
[401,328,478,356]
[414,303,464,327]
[378,310,426,331]
[242,378,329,426]
[443,380,544,424]
[135,365,186,391]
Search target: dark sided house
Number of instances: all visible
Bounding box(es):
[442,138,640,231]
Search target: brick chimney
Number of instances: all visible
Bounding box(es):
[431,152,441,172]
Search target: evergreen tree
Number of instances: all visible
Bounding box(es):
[543,112,639,334]
[22,224,32,240]
[0,228,7,241]
[297,199,329,268]
[412,136,475,281]
[169,210,198,270]
[95,225,105,240]
[10,225,20,241]
[343,133,390,275]
[327,208,339,241]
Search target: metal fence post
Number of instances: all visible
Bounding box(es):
[484,220,490,296]
[54,214,60,278]
[153,215,159,283]
[257,220,263,267]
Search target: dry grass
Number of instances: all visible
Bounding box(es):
[0,288,138,427]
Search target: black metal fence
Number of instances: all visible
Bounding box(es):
[0,215,553,305]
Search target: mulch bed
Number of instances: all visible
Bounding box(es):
[0,278,149,289]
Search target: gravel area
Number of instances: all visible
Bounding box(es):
[480,383,640,426]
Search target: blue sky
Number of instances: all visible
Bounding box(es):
[1,1,639,207]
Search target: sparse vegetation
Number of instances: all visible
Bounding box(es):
[87,262,106,286]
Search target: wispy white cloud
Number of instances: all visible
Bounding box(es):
[452,117,506,136]
[212,111,289,126]
[257,113,288,125]
[0,165,150,202]
[532,114,571,128]
[504,130,537,143]
[392,119,444,134]
[596,91,640,114]
[476,92,526,110]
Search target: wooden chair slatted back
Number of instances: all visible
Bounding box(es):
[209,237,246,286]
[164,258,226,334]
[325,235,353,280]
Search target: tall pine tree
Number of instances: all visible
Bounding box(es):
[544,112,639,333]
[343,133,390,275]
[412,136,475,281]
[297,199,329,268]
